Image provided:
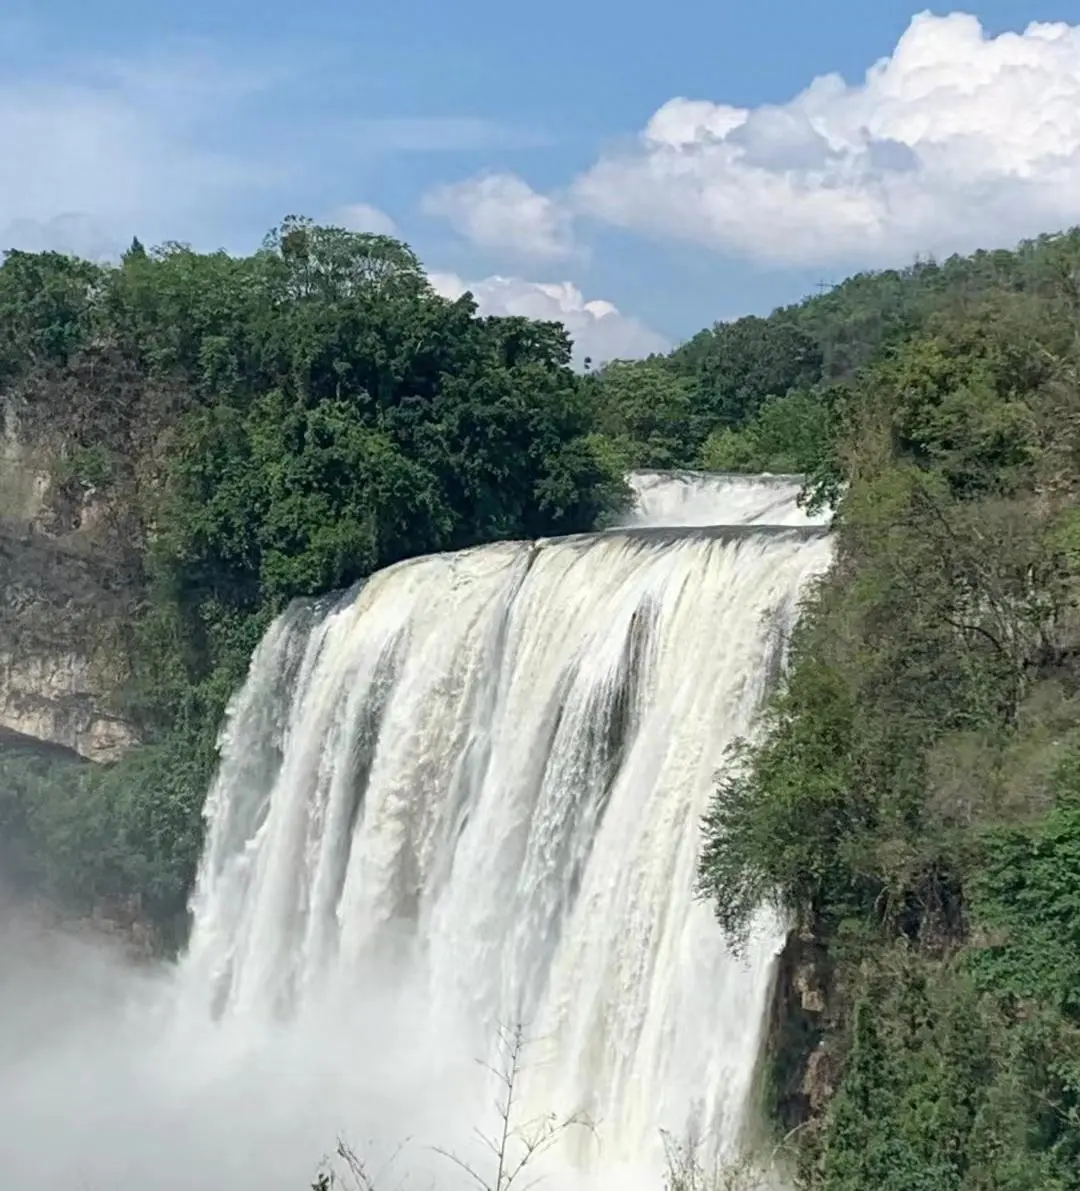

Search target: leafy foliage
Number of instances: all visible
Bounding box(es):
[9,213,1080,1184]
[0,739,205,945]
[587,358,696,469]
[697,227,1080,1187]
[0,216,627,940]
[699,388,835,476]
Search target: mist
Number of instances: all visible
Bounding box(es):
[0,894,503,1191]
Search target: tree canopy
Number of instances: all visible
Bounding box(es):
[6,217,1080,1188]
[0,217,626,935]
[697,227,1080,1188]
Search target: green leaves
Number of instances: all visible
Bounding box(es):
[0,219,628,942]
[670,313,823,430]
[0,739,209,948]
[0,249,102,380]
[699,388,835,476]
[692,228,1080,1187]
[588,359,696,469]
[968,750,1080,1018]
[698,658,862,946]
[265,215,425,301]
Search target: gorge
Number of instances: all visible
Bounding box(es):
[5,223,1080,1189]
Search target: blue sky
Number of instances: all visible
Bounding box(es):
[3,1,1080,363]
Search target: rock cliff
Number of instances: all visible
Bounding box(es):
[0,525,139,761]
[0,423,140,762]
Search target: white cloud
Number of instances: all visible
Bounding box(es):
[0,49,278,258]
[570,12,1080,268]
[327,202,398,236]
[429,271,669,368]
[422,173,577,260]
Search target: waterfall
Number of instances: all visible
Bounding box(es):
[625,470,820,529]
[170,471,833,1185]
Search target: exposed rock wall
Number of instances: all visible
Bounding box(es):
[0,523,139,762]
[759,926,839,1145]
[0,421,48,523]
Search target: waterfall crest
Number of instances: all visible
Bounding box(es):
[626,469,820,529]
[173,471,832,1182]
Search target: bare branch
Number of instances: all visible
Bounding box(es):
[429,1019,595,1191]
[431,1146,492,1191]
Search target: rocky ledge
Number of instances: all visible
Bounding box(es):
[0,523,139,762]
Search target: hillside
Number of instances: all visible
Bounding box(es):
[692,228,1080,1188]
[516,226,1080,1187]
[0,218,628,939]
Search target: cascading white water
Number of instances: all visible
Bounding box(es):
[626,470,820,529]
[170,471,833,1186]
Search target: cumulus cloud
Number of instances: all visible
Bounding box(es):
[422,173,577,260]
[429,271,669,368]
[327,202,398,236]
[0,49,278,258]
[570,12,1080,267]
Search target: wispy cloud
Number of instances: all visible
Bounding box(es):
[325,202,398,236]
[0,213,124,261]
[0,42,287,256]
[429,272,668,368]
[348,116,547,154]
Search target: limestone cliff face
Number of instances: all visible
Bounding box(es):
[759,926,838,1146]
[0,431,140,762]
[0,651,137,762]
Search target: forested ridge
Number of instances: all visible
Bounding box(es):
[696,228,1080,1188]
[3,215,1080,1187]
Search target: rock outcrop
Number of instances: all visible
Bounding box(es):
[1,395,143,762]
[759,925,838,1142]
[0,523,139,762]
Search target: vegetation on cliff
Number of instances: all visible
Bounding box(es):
[1,213,895,940]
[696,228,1080,1188]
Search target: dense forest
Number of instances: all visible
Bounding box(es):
[3,215,1080,1187]
[696,229,1080,1188]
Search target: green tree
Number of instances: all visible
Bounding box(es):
[699,388,834,475]
[670,314,823,430]
[697,227,1080,1187]
[0,218,627,940]
[589,358,696,469]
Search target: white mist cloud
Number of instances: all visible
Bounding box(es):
[0,212,124,260]
[423,173,578,260]
[571,12,1080,267]
[429,272,669,368]
[327,202,398,236]
[424,13,1080,271]
[0,904,491,1191]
